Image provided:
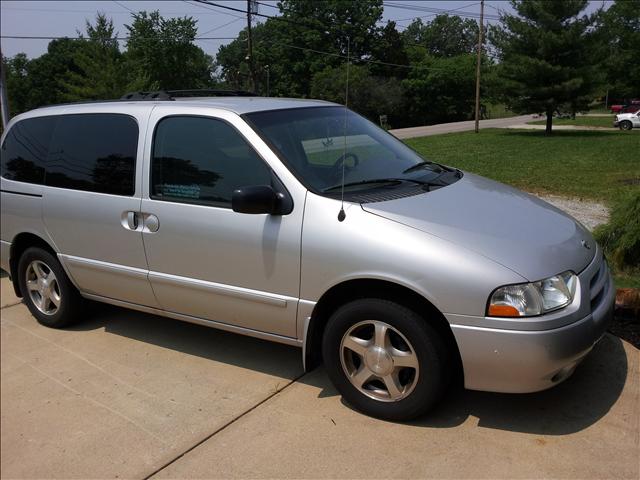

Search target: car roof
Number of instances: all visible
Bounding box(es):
[28,96,340,116]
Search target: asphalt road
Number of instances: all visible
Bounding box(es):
[389,115,537,139]
[1,277,638,479]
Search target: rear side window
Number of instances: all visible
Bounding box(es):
[1,116,56,184]
[151,116,271,207]
[46,114,138,195]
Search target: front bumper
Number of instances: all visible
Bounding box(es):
[447,252,615,393]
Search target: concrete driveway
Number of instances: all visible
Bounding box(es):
[1,277,638,479]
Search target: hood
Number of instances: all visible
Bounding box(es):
[362,173,595,281]
[616,112,638,119]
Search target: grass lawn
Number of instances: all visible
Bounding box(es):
[588,105,612,114]
[405,128,640,287]
[405,128,639,203]
[527,116,614,128]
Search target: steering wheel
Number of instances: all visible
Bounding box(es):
[332,152,360,179]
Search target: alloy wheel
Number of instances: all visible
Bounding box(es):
[340,320,419,402]
[25,260,61,315]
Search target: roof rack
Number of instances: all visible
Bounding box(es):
[120,89,258,101]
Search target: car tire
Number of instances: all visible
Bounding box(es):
[620,120,633,131]
[322,298,449,421]
[17,247,84,328]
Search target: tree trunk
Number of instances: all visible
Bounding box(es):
[545,106,553,135]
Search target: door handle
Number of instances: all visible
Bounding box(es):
[123,211,138,230]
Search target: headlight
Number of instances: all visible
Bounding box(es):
[487,271,577,317]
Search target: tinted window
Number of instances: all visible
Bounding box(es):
[1,116,56,184]
[151,116,271,207]
[46,114,138,195]
[246,107,456,194]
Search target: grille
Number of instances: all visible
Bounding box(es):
[589,258,609,312]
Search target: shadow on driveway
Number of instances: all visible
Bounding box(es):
[69,303,629,437]
[411,334,628,435]
[67,303,303,380]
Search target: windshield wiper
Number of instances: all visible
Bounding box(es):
[322,177,433,193]
[402,161,445,174]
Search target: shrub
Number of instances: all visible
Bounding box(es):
[594,191,640,272]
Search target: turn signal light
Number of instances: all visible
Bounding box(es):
[487,304,520,317]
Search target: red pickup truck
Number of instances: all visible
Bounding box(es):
[611,100,640,113]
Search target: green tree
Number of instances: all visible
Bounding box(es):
[402,15,479,57]
[215,20,281,94]
[402,53,478,125]
[370,21,409,78]
[216,0,385,97]
[123,11,213,90]
[2,53,30,115]
[489,0,605,134]
[22,38,86,109]
[62,13,127,101]
[600,0,640,100]
[310,64,404,125]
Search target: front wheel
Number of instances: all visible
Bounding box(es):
[322,299,449,420]
[619,120,633,131]
[17,247,84,328]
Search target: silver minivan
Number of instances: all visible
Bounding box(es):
[0,92,614,420]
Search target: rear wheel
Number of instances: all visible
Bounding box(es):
[322,298,449,420]
[620,120,633,131]
[18,247,84,328]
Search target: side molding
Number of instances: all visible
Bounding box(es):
[81,292,303,348]
[148,270,292,308]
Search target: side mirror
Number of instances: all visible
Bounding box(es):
[232,185,283,215]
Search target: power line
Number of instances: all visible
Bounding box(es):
[200,17,243,35]
[111,0,134,14]
[184,0,246,19]
[193,0,262,16]
[385,1,482,23]
[192,0,331,31]
[0,35,236,40]
[255,1,278,9]
[383,1,500,21]
[260,39,476,72]
[1,7,133,15]
[484,3,504,15]
[0,5,237,16]
[384,2,480,22]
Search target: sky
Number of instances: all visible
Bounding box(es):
[0,0,610,59]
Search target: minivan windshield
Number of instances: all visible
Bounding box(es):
[245,106,460,195]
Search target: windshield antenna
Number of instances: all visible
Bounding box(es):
[338,36,350,223]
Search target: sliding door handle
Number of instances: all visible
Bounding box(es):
[127,211,139,230]
[121,211,139,231]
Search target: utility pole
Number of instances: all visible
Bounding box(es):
[265,65,270,96]
[0,46,10,129]
[474,0,484,133]
[246,0,257,93]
